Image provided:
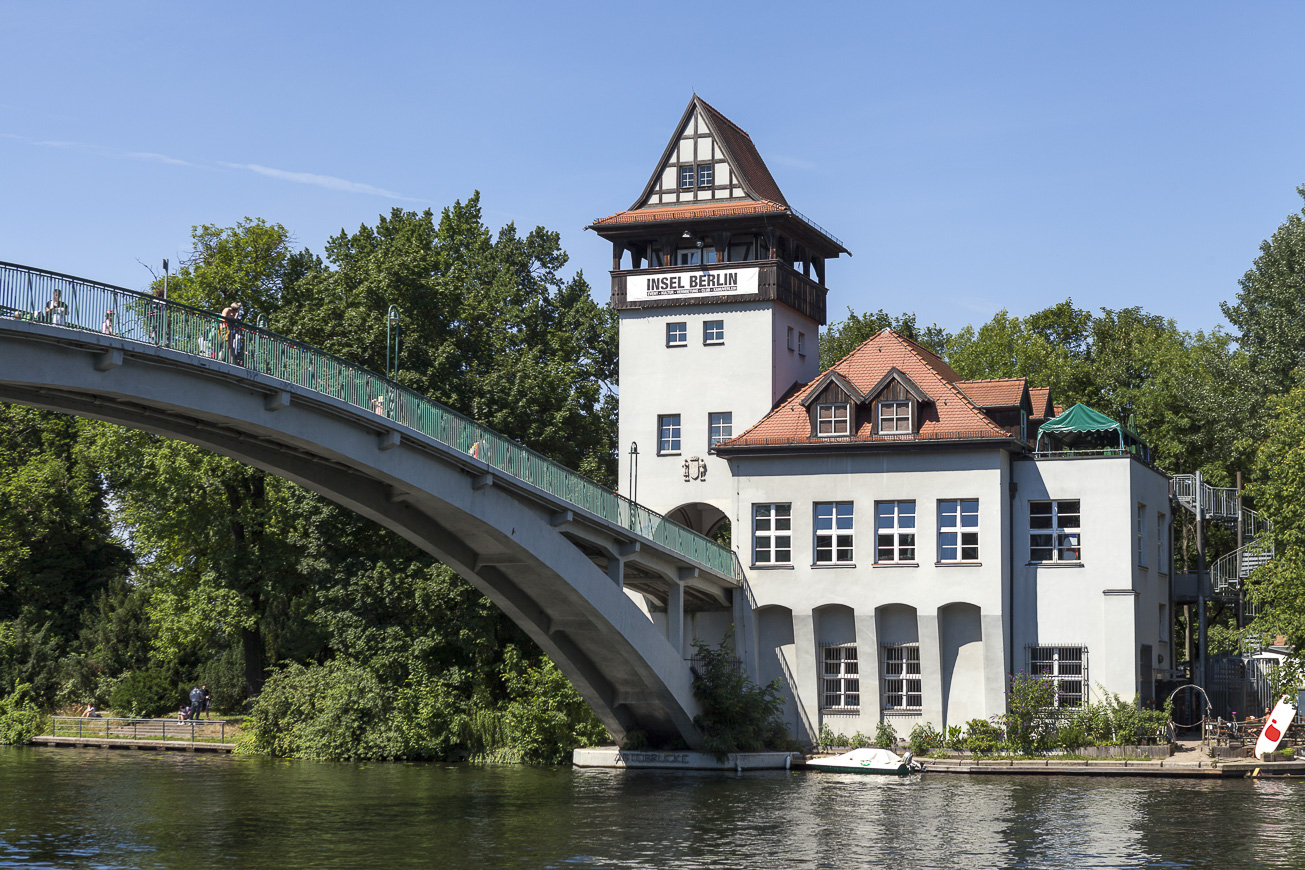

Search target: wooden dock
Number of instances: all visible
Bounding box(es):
[32,735,234,753]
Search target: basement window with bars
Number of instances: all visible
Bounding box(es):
[1028,645,1087,708]
[822,644,860,710]
[882,644,922,710]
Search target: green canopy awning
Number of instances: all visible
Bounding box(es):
[1035,402,1149,460]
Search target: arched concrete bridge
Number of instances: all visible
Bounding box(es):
[0,262,747,748]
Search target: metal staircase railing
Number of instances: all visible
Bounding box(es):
[1170,473,1240,523]
[1172,474,1275,595]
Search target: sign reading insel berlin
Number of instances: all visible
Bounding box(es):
[627,266,759,302]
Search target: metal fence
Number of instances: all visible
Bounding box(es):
[51,716,231,743]
[0,261,737,579]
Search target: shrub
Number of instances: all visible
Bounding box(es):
[0,684,42,744]
[110,669,179,718]
[690,630,790,759]
[1004,672,1056,752]
[945,724,965,750]
[872,719,898,749]
[908,723,943,756]
[1055,723,1088,750]
[964,718,1002,753]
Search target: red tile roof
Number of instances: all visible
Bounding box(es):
[956,378,1027,408]
[721,329,1013,448]
[1029,387,1054,418]
[695,96,789,207]
[590,199,788,228]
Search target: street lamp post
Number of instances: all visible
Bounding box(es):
[386,305,401,381]
[628,441,639,505]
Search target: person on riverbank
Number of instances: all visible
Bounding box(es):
[189,685,204,720]
[201,685,211,720]
[82,704,100,718]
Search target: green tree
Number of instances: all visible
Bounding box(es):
[160,217,297,314]
[1246,383,1305,647]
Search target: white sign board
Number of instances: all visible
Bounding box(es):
[626,266,759,302]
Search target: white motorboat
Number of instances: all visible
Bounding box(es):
[805,747,924,776]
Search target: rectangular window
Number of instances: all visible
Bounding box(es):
[817,403,850,436]
[1029,500,1081,562]
[657,414,681,454]
[882,644,922,710]
[708,412,732,448]
[1157,512,1166,574]
[666,322,687,346]
[1028,646,1087,708]
[939,499,979,561]
[787,326,794,350]
[798,331,806,356]
[703,320,724,344]
[677,249,701,266]
[698,164,713,187]
[752,504,792,565]
[875,501,917,563]
[822,645,860,710]
[1137,503,1147,567]
[679,166,695,188]
[879,401,911,434]
[814,502,854,564]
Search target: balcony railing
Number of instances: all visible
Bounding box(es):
[1,261,738,581]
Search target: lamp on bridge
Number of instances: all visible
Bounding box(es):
[629,442,638,504]
[386,305,401,381]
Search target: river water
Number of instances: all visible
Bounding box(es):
[1,746,1301,869]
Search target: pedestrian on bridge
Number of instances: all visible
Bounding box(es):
[101,310,114,335]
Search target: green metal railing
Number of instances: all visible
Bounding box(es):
[51,716,230,744]
[0,261,737,579]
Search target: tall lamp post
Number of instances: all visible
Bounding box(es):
[386,305,401,381]
[628,441,639,505]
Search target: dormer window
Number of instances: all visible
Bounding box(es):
[817,403,850,436]
[879,401,911,434]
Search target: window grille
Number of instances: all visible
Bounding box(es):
[822,644,860,710]
[882,644,921,710]
[658,414,681,454]
[1028,645,1087,708]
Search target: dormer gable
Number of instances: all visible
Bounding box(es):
[800,371,865,437]
[867,368,931,435]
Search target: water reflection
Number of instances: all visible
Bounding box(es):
[2,747,1302,869]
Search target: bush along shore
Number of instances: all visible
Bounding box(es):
[816,675,1174,760]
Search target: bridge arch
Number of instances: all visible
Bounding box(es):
[0,263,743,749]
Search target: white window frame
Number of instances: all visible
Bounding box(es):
[1029,500,1081,563]
[875,501,917,563]
[697,164,713,187]
[657,414,681,455]
[666,322,687,347]
[938,499,979,562]
[822,644,860,710]
[817,403,850,436]
[878,400,911,434]
[708,411,732,448]
[703,320,724,345]
[1028,645,1087,709]
[679,166,695,188]
[882,644,922,710]
[787,326,794,350]
[752,503,792,565]
[814,502,854,564]
[797,331,806,356]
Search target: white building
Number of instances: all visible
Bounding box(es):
[590,97,1171,743]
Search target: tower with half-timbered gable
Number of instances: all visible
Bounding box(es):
[589,95,848,538]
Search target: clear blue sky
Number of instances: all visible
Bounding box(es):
[5,1,1304,338]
